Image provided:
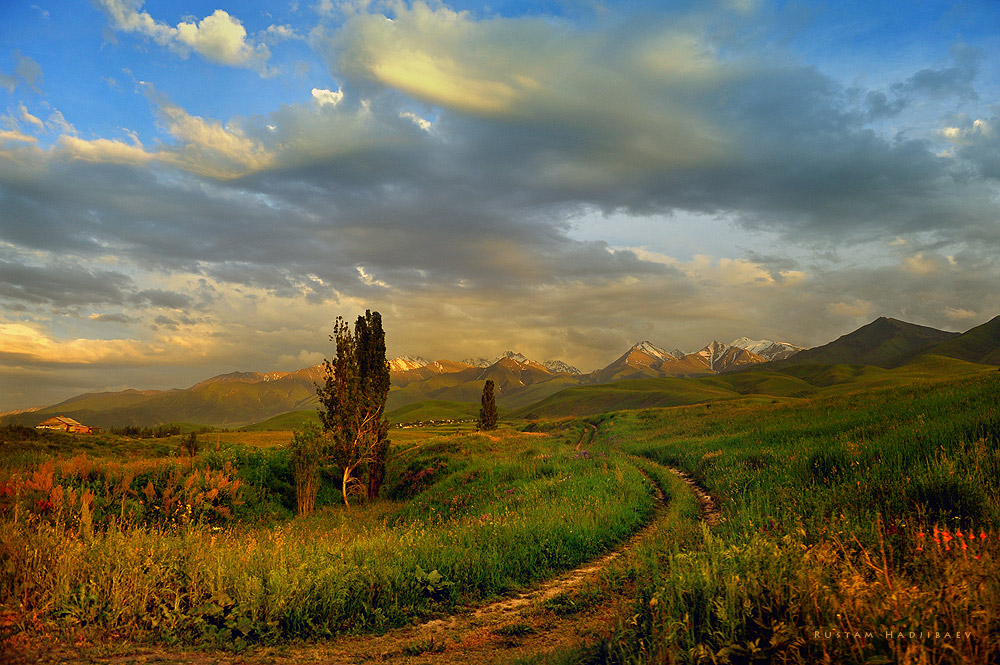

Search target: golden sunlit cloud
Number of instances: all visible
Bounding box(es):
[0,322,151,365]
[0,129,38,144]
[154,99,275,178]
[56,135,155,166]
[828,299,875,318]
[902,253,938,275]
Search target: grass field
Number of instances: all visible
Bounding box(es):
[2,365,999,663]
[0,425,653,650]
[577,369,1000,664]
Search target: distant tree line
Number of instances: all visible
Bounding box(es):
[109,424,184,438]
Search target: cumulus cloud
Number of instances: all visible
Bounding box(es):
[311,87,344,107]
[944,113,1000,180]
[96,0,272,73]
[150,94,274,177]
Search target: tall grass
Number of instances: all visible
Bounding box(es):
[0,428,654,647]
[594,371,1000,664]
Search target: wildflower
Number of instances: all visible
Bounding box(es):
[916,531,924,552]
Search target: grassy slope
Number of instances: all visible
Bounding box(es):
[516,377,739,419]
[243,401,482,431]
[384,400,480,422]
[918,314,1000,365]
[517,355,996,419]
[241,410,321,431]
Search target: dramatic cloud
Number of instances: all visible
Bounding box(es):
[1,0,999,409]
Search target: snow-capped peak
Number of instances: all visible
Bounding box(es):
[543,360,583,375]
[727,337,805,362]
[631,341,675,361]
[695,341,730,366]
[497,351,530,364]
[389,355,430,372]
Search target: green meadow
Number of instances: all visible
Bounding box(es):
[2,360,999,663]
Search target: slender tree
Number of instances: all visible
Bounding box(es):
[479,379,498,431]
[315,311,390,507]
[355,310,391,499]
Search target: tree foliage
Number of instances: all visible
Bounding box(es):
[314,310,391,508]
[479,379,498,431]
[179,432,200,457]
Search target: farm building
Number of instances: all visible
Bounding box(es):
[35,416,101,434]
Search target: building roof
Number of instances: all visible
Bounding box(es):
[37,415,85,427]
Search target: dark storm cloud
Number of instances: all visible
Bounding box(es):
[0,257,195,312]
[317,7,998,250]
[863,91,907,120]
[0,260,133,307]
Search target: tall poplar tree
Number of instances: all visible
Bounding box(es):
[316,310,390,507]
[355,310,391,499]
[479,379,498,431]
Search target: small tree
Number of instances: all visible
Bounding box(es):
[289,424,326,516]
[180,431,200,457]
[479,379,498,431]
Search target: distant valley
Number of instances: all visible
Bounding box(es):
[4,315,999,429]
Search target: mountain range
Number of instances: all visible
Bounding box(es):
[4,316,998,429]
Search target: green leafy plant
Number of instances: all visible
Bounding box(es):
[415,565,454,598]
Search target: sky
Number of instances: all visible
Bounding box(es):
[1,0,999,411]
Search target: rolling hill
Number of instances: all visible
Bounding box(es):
[765,317,959,369]
[918,315,1000,365]
[387,355,580,410]
[517,353,994,420]
[5,315,995,429]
